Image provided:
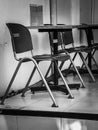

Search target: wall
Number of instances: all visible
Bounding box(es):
[92,0,98,43]
[80,0,92,24]
[71,0,82,66]
[57,0,71,25]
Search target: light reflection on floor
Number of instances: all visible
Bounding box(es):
[56,118,98,130]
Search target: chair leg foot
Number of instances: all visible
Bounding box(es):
[21,94,25,97]
[0,101,4,105]
[51,103,58,107]
[31,90,35,94]
[81,85,85,88]
[68,95,74,99]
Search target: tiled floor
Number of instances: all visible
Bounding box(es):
[0,74,98,114]
[0,74,98,130]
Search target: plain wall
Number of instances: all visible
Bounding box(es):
[57,0,71,25]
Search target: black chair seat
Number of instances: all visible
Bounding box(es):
[92,43,98,48]
[53,54,70,61]
[33,54,70,61]
[33,54,53,60]
[73,46,93,52]
[58,46,93,53]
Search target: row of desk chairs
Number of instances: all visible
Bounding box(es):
[0,23,97,107]
[45,29,96,82]
[57,29,95,82]
[45,27,98,90]
[0,23,79,107]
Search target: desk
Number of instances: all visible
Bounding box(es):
[28,25,81,93]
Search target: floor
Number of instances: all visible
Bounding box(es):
[0,74,98,129]
[0,74,98,115]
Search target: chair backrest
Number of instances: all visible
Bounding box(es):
[84,27,94,45]
[6,23,33,54]
[61,29,74,45]
[57,29,74,50]
[48,29,74,53]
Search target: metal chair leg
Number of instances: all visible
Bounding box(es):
[64,52,78,77]
[59,61,65,70]
[40,62,52,87]
[81,50,98,70]
[59,52,85,88]
[81,54,88,69]
[31,58,58,107]
[91,49,98,69]
[21,66,37,97]
[92,56,98,69]
[79,52,95,82]
[92,49,96,56]
[69,58,86,88]
[1,61,22,105]
[54,61,74,99]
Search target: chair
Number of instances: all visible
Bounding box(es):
[89,28,98,69]
[1,23,75,106]
[57,29,95,82]
[43,31,86,88]
[81,27,98,70]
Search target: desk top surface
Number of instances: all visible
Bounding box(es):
[27,24,98,31]
[27,24,87,30]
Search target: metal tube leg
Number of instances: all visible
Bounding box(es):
[55,61,74,98]
[81,54,88,69]
[69,58,86,88]
[92,49,96,56]
[31,58,58,107]
[91,55,98,69]
[79,52,95,82]
[40,62,52,86]
[59,61,65,70]
[64,52,77,76]
[81,51,96,69]
[83,49,98,69]
[70,52,77,63]
[1,62,22,105]
[21,66,37,97]
[45,62,52,78]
